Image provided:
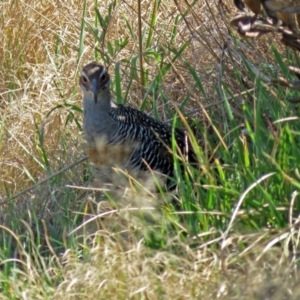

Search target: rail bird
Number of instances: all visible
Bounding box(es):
[79,62,197,189]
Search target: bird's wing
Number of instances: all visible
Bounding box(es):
[108,104,197,170]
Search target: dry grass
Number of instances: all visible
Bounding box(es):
[0,0,300,299]
[0,0,283,195]
[3,224,300,299]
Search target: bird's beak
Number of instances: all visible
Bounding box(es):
[91,80,98,104]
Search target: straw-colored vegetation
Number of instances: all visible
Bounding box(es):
[1,0,300,299]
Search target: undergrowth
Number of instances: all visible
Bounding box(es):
[0,0,299,299]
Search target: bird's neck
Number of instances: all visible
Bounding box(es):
[95,88,112,111]
[83,88,112,114]
[83,88,117,144]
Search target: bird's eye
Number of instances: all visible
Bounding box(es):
[81,76,88,83]
[99,73,106,82]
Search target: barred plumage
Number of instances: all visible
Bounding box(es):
[79,62,196,188]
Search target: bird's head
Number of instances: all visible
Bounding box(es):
[79,62,110,104]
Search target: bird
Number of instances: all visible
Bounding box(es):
[233,0,262,14]
[262,0,300,14]
[79,62,197,190]
[233,0,300,31]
